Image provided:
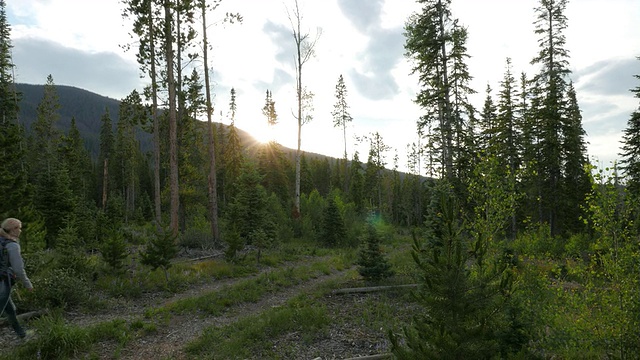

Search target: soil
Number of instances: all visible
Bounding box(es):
[1,251,416,360]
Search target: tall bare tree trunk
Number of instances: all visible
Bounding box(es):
[164,0,180,236]
[200,0,220,244]
[287,0,319,219]
[148,1,162,228]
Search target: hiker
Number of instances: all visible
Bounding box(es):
[0,217,34,340]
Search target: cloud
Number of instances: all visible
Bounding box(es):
[348,28,404,101]
[334,0,404,101]
[574,57,639,97]
[255,68,294,94]
[337,0,385,33]
[263,20,295,66]
[12,37,141,100]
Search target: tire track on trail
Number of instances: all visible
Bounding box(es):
[112,265,353,360]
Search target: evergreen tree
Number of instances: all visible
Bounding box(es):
[620,57,640,198]
[405,0,475,182]
[258,90,290,203]
[227,162,273,245]
[0,0,28,214]
[29,75,73,248]
[348,151,365,214]
[31,74,62,175]
[59,117,94,202]
[114,90,147,223]
[560,82,589,233]
[0,0,18,123]
[262,89,277,128]
[257,141,290,205]
[222,89,244,208]
[98,108,115,209]
[332,74,353,195]
[100,229,128,272]
[529,0,588,236]
[299,154,314,196]
[357,222,394,283]
[363,132,389,212]
[479,84,498,153]
[141,227,178,282]
[391,182,516,359]
[319,197,347,247]
[310,157,331,197]
[331,74,353,161]
[179,69,208,229]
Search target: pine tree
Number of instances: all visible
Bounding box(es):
[179,69,208,230]
[331,74,353,160]
[391,182,516,359]
[620,57,640,198]
[100,230,128,272]
[31,74,62,175]
[320,197,347,247]
[560,82,589,233]
[479,84,498,154]
[0,0,28,214]
[357,222,393,283]
[349,152,365,214]
[223,89,244,207]
[405,0,475,181]
[141,227,178,283]
[98,108,114,209]
[262,89,277,128]
[59,117,94,202]
[529,0,589,236]
[363,132,390,212]
[114,90,147,222]
[227,163,274,249]
[122,0,163,226]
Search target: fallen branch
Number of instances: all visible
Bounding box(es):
[344,353,393,360]
[186,252,223,262]
[331,284,418,295]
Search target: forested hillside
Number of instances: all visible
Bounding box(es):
[0,0,639,359]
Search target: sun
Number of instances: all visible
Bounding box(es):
[249,123,276,145]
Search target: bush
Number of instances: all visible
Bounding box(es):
[30,268,92,310]
[179,227,215,249]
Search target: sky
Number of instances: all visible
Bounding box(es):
[6,0,640,173]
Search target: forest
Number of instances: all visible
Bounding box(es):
[0,0,639,359]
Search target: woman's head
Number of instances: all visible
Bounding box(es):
[1,218,22,239]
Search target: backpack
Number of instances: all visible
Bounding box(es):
[0,237,15,283]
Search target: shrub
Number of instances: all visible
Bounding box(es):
[31,268,92,310]
[179,227,215,250]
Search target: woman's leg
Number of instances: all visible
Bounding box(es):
[0,282,25,338]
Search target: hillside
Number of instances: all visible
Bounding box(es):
[15,83,331,163]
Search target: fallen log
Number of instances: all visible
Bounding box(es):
[331,284,418,295]
[0,309,48,327]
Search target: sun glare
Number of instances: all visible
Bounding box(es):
[251,123,275,144]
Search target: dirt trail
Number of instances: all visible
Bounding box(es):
[109,267,352,360]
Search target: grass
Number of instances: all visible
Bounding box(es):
[185,294,330,359]
[160,253,351,316]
